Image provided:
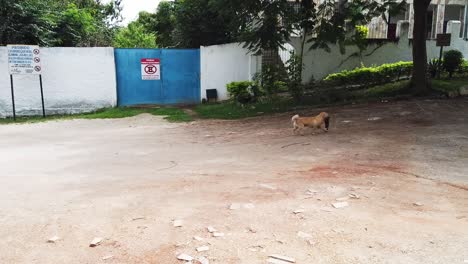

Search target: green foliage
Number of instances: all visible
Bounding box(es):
[226,81,259,104]
[254,64,286,99]
[153,2,176,48]
[427,58,441,78]
[285,52,304,102]
[236,0,296,55]
[55,3,96,46]
[172,0,237,48]
[443,50,464,78]
[310,0,403,54]
[348,25,369,62]
[324,61,413,87]
[195,98,295,120]
[460,60,468,76]
[0,0,57,46]
[0,0,122,47]
[113,22,157,48]
[431,78,468,93]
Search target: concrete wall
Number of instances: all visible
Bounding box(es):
[200,43,261,101]
[0,47,117,117]
[290,20,468,82]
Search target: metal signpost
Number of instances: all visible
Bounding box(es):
[436,34,451,79]
[7,45,45,120]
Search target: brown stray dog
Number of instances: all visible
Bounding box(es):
[292,112,330,135]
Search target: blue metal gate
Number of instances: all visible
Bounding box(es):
[114,49,200,106]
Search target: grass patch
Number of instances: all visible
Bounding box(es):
[356,80,411,99]
[195,77,467,120]
[195,99,295,119]
[0,107,192,125]
[431,78,468,93]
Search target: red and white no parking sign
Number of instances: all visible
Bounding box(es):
[141,58,160,80]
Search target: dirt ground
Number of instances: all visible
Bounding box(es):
[0,98,467,264]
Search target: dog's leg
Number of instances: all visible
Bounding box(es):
[321,123,328,132]
[300,124,306,136]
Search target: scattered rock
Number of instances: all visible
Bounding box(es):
[348,193,360,199]
[212,232,224,237]
[102,255,113,260]
[247,245,264,252]
[131,217,146,221]
[173,219,183,227]
[47,236,60,243]
[335,196,349,201]
[193,236,204,241]
[197,256,210,264]
[243,203,255,209]
[229,203,241,210]
[207,226,217,233]
[293,208,306,214]
[89,237,103,247]
[247,227,257,233]
[175,242,189,248]
[267,258,292,264]
[297,231,312,239]
[259,183,277,190]
[460,86,468,96]
[448,90,459,98]
[177,253,194,261]
[332,228,345,233]
[268,254,296,263]
[275,239,285,244]
[196,245,210,252]
[413,202,423,207]
[332,202,349,209]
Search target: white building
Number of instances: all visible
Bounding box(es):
[366,0,468,39]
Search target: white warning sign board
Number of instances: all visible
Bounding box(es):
[141,58,160,80]
[7,45,42,75]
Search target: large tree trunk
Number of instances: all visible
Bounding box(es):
[411,0,432,94]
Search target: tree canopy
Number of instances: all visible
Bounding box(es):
[4,0,434,92]
[0,0,122,47]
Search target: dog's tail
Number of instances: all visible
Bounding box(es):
[291,114,300,123]
[322,112,330,130]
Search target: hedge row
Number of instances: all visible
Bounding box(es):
[324,61,413,87]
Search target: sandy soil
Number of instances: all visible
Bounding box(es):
[0,98,467,264]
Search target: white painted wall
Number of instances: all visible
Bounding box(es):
[0,47,117,117]
[200,43,261,101]
[290,20,468,82]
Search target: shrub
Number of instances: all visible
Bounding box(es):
[427,58,441,78]
[255,64,285,99]
[285,52,304,102]
[458,59,468,76]
[443,49,463,78]
[226,81,259,104]
[324,61,413,87]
